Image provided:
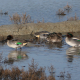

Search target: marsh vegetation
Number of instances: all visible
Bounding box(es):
[0,59,72,80]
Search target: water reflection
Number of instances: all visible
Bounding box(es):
[66,47,80,62]
[0,42,6,47]
[45,42,63,49]
[4,50,28,65]
[33,37,63,49]
[8,50,28,61]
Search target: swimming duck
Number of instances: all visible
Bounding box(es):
[34,31,50,39]
[47,32,62,42]
[6,35,27,50]
[65,33,80,47]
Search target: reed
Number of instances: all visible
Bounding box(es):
[21,13,34,24]
[10,13,21,24]
[0,59,71,80]
[0,59,55,80]
[10,13,34,24]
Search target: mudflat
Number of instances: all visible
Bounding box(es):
[0,20,80,36]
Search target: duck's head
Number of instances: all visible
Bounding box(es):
[7,35,13,40]
[47,32,57,37]
[67,33,73,38]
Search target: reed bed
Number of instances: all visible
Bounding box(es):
[10,13,34,24]
[0,56,72,80]
[0,59,55,80]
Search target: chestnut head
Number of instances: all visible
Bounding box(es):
[7,35,13,40]
[67,33,73,38]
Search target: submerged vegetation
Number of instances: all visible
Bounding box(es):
[9,13,34,24]
[0,10,8,15]
[67,13,78,21]
[0,59,55,80]
[64,3,72,10]
[0,59,71,80]
[9,3,79,24]
[56,4,72,16]
[9,13,45,24]
[56,9,66,15]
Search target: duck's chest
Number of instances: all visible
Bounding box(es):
[65,38,77,46]
[7,41,18,48]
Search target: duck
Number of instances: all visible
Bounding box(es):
[46,32,62,42]
[6,35,27,50]
[34,31,50,39]
[65,33,80,47]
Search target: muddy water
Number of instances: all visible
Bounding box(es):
[0,34,80,80]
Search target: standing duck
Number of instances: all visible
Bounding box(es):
[6,35,27,50]
[47,32,62,42]
[65,33,80,47]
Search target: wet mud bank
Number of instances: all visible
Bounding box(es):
[0,20,80,36]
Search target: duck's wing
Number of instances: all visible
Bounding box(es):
[11,40,27,46]
[72,37,80,44]
[72,37,80,40]
[72,38,80,42]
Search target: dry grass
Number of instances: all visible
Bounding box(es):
[0,59,72,80]
[10,13,34,24]
[67,13,78,21]
[10,13,21,24]
[56,9,66,15]
[0,59,55,80]
[37,18,44,23]
[21,13,34,24]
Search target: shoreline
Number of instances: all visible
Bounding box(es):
[0,20,80,36]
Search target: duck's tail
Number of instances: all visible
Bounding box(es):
[23,42,27,46]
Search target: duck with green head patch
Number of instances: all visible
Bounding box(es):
[65,33,80,47]
[6,35,27,50]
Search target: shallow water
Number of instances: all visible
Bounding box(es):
[0,35,80,80]
[0,0,80,25]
